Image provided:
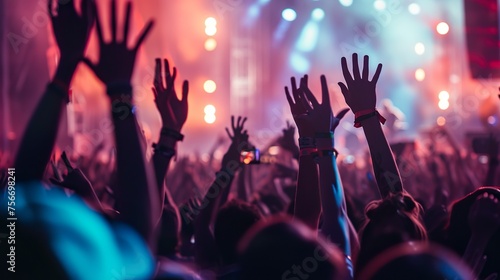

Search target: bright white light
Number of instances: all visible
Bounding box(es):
[205,17,217,27]
[204,38,217,51]
[204,104,216,115]
[203,80,217,93]
[436,22,449,35]
[204,114,216,124]
[408,3,420,15]
[311,8,325,21]
[415,68,425,81]
[438,90,449,100]
[205,26,217,36]
[339,0,353,7]
[438,100,449,110]
[374,0,386,10]
[414,42,425,55]
[282,8,297,21]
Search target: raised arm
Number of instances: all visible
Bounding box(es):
[151,58,189,210]
[82,0,158,247]
[296,75,353,257]
[15,0,94,183]
[285,76,321,230]
[193,116,247,268]
[338,53,402,198]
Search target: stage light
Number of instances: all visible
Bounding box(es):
[268,146,280,156]
[438,90,449,100]
[408,3,420,15]
[438,100,449,110]
[204,114,216,124]
[282,8,297,22]
[374,0,386,10]
[296,21,319,52]
[205,26,217,36]
[204,38,217,51]
[436,22,449,35]
[203,80,217,93]
[204,104,216,115]
[311,8,325,21]
[415,68,425,81]
[339,0,353,7]
[205,17,217,27]
[436,116,446,126]
[449,74,460,84]
[414,42,425,55]
[290,52,310,73]
[487,115,497,125]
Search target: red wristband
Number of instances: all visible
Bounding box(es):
[300,147,318,157]
[354,109,386,128]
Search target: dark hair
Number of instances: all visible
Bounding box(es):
[445,187,500,278]
[358,242,472,280]
[214,199,262,265]
[356,192,427,274]
[238,216,348,280]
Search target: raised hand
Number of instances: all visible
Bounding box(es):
[152,58,189,132]
[277,121,299,159]
[223,116,249,166]
[338,53,382,114]
[286,75,348,136]
[84,0,154,88]
[49,0,95,64]
[285,76,314,137]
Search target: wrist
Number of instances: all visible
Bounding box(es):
[354,109,386,128]
[158,134,178,148]
[53,58,79,89]
[315,132,334,150]
[106,83,133,97]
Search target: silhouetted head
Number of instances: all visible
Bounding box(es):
[214,199,262,265]
[357,242,472,280]
[238,216,350,280]
[356,192,427,273]
[446,187,500,278]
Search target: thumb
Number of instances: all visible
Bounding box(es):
[337,82,349,97]
[335,108,350,121]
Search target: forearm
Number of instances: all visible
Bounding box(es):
[15,61,77,183]
[236,165,248,201]
[294,155,321,230]
[361,116,402,197]
[151,134,176,206]
[111,98,159,247]
[317,155,350,256]
[218,158,239,207]
[194,166,237,267]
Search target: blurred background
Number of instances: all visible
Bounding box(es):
[1,0,500,160]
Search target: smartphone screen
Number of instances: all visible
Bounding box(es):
[240,148,260,164]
